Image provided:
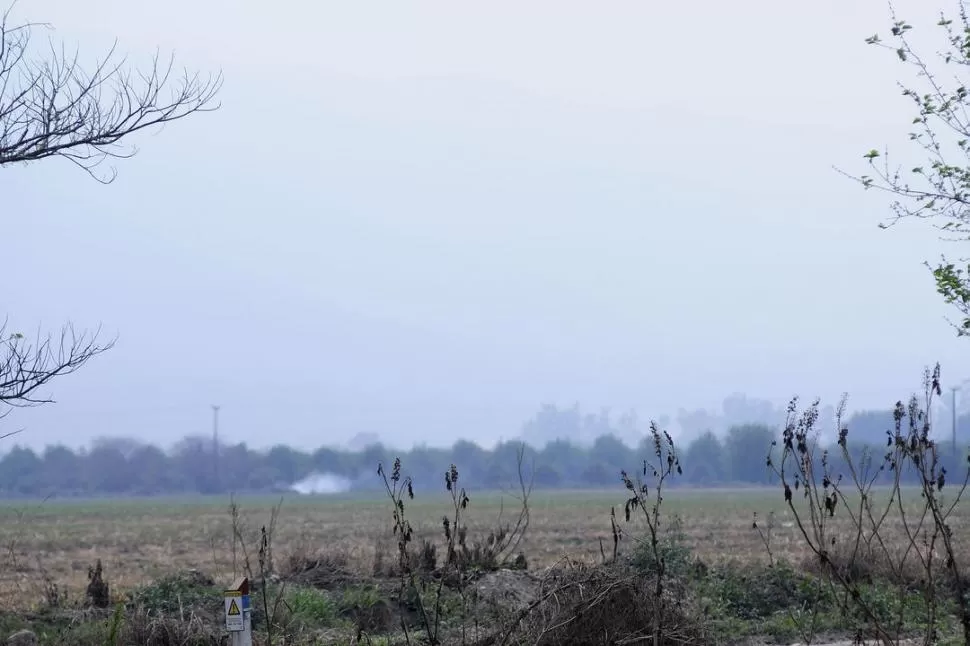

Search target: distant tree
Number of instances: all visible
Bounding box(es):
[723,424,777,484]
[40,444,81,492]
[90,436,144,459]
[0,445,40,493]
[127,444,171,494]
[540,439,588,480]
[482,460,514,490]
[683,431,726,484]
[265,445,310,484]
[83,442,132,493]
[221,442,256,488]
[533,463,562,487]
[450,440,488,481]
[171,435,218,493]
[401,444,440,487]
[845,3,970,334]
[311,446,343,473]
[247,464,283,491]
[357,443,389,474]
[581,462,614,487]
[590,433,630,473]
[483,441,534,489]
[844,409,896,446]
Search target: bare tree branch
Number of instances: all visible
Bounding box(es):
[0,6,219,425]
[0,4,223,183]
[0,319,114,418]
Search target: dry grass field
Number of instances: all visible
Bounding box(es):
[2,485,964,613]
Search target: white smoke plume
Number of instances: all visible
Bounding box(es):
[290,472,353,495]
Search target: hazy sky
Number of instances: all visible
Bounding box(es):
[4,0,968,451]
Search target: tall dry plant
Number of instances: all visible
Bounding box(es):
[762,364,970,646]
[377,456,438,645]
[226,494,285,643]
[377,445,533,646]
[619,420,682,646]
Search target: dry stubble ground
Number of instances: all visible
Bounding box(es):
[0,487,965,611]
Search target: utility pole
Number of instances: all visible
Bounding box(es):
[952,387,958,455]
[212,404,221,493]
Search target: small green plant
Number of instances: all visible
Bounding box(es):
[339,585,383,613]
[106,602,124,646]
[129,570,217,615]
[708,560,832,621]
[287,586,339,626]
[630,514,693,579]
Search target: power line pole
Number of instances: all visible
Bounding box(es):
[212,404,221,492]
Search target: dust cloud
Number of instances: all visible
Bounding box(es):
[289,472,353,495]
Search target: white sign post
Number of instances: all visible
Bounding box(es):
[224,577,252,646]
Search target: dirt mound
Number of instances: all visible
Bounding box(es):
[128,568,222,620]
[341,598,394,634]
[284,553,362,590]
[471,569,539,614]
[170,569,215,588]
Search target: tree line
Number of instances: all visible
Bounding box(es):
[2,406,968,497]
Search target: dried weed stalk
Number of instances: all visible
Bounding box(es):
[619,420,682,646]
[378,444,533,646]
[378,456,436,645]
[763,364,970,646]
[226,494,285,643]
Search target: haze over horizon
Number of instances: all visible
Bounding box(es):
[4,0,969,453]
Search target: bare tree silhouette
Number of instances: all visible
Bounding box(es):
[1,3,222,425]
[0,4,222,183]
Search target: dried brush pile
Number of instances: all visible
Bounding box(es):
[516,559,707,646]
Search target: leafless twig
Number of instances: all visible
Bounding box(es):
[0,319,113,419]
[0,4,222,183]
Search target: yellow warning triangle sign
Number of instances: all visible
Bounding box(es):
[227,599,241,616]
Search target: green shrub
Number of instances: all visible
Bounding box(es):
[337,585,382,613]
[287,586,339,626]
[128,570,218,616]
[704,560,832,620]
[630,515,695,578]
